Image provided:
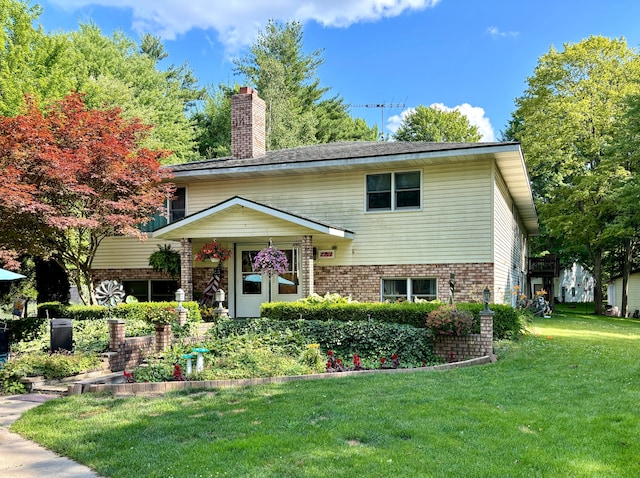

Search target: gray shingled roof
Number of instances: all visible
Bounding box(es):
[167,141,511,172]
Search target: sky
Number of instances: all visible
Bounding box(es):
[35,0,640,142]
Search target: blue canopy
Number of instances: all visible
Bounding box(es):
[0,268,26,281]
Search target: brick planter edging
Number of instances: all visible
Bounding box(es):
[79,354,497,395]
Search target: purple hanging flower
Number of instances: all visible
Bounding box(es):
[252,245,289,276]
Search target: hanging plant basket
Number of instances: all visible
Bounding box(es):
[195,240,232,263]
[252,244,289,276]
[148,245,181,277]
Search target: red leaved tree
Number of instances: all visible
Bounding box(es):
[0,92,173,303]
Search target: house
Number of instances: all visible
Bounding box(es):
[607,272,640,318]
[91,87,539,318]
[528,259,594,305]
[555,263,594,303]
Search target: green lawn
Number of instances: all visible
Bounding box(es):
[11,306,640,477]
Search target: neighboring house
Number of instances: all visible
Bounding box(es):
[529,261,594,306]
[91,87,539,318]
[554,263,594,303]
[607,272,640,318]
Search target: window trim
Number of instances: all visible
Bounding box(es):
[381,277,437,302]
[365,170,422,212]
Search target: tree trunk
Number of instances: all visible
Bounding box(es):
[593,249,604,315]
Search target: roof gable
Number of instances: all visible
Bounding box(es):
[153,196,355,240]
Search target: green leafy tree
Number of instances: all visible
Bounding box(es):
[605,83,640,315]
[511,35,640,314]
[0,0,78,116]
[1,3,203,163]
[69,23,204,163]
[192,84,234,158]
[392,105,481,142]
[315,96,379,142]
[233,19,376,150]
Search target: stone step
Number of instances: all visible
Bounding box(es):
[32,384,68,394]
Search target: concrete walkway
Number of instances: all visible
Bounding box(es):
[0,394,101,477]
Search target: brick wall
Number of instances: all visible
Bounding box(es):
[154,324,171,353]
[314,263,494,302]
[93,268,176,284]
[433,312,494,362]
[95,262,490,304]
[106,319,174,371]
[180,238,193,300]
[106,320,155,371]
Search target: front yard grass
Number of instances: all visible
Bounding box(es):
[11,307,640,477]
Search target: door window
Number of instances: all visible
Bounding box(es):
[241,250,262,294]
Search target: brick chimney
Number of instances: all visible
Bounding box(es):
[231,86,266,159]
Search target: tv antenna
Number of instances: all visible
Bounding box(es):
[347,102,406,140]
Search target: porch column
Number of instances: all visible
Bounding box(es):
[301,235,314,297]
[180,238,193,301]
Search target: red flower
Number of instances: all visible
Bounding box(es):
[327,350,334,356]
[380,357,386,364]
[391,354,398,359]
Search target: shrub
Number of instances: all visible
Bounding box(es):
[6,316,156,355]
[215,318,435,367]
[132,359,174,383]
[426,305,474,336]
[37,301,202,323]
[0,351,102,394]
[261,300,438,328]
[298,293,357,305]
[262,300,526,340]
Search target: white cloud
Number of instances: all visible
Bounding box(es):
[47,0,440,52]
[486,26,519,39]
[387,103,497,142]
[387,107,414,135]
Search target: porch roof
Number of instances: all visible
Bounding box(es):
[152,196,355,241]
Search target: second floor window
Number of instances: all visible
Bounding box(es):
[169,187,186,222]
[138,186,186,232]
[366,171,420,211]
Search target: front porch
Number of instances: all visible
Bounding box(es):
[154,196,354,318]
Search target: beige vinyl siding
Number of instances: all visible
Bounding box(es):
[92,238,180,269]
[612,274,640,316]
[168,206,314,240]
[183,160,494,266]
[493,167,520,304]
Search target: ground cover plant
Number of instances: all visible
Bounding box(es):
[10,305,640,477]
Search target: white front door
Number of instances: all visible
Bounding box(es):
[235,246,301,318]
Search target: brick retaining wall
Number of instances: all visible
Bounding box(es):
[106,319,163,371]
[84,355,497,395]
[433,312,494,362]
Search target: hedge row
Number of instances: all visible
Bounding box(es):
[260,301,526,340]
[37,301,202,322]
